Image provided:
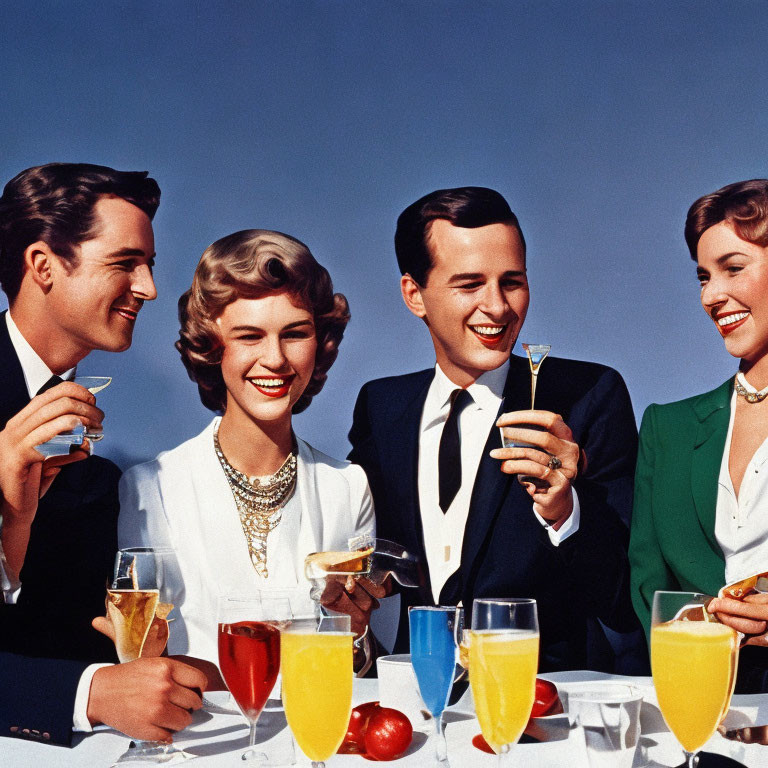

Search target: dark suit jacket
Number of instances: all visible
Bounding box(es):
[349,354,642,672]
[0,310,119,745]
[631,379,768,693]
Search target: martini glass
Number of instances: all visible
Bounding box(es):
[498,345,551,485]
[35,376,112,457]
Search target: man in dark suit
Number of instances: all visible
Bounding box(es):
[349,186,642,671]
[0,163,205,746]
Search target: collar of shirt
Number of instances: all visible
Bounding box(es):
[5,311,76,397]
[422,359,509,432]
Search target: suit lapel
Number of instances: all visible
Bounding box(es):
[459,355,530,585]
[690,380,732,552]
[0,311,32,428]
[381,373,434,599]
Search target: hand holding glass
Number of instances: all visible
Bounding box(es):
[35,376,112,457]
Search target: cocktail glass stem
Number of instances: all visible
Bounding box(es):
[496,742,513,766]
[238,721,268,763]
[530,372,539,409]
[684,751,699,768]
[433,714,449,765]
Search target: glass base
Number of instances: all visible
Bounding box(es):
[111,741,194,765]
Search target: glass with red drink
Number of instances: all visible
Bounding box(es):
[218,595,292,763]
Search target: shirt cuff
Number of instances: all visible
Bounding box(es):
[73,663,113,732]
[533,487,581,546]
[0,541,21,603]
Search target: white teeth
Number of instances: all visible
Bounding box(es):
[252,378,285,387]
[470,325,506,336]
[717,312,749,327]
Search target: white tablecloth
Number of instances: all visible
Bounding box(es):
[2,672,767,767]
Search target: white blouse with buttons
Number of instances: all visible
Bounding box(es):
[716,389,768,584]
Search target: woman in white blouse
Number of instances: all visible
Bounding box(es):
[630,179,768,693]
[118,230,380,676]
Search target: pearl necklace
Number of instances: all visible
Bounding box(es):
[735,372,768,404]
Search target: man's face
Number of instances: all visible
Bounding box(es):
[403,219,529,386]
[47,196,156,355]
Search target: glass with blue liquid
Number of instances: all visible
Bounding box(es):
[409,606,459,766]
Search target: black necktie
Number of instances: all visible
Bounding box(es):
[438,388,472,513]
[36,375,63,396]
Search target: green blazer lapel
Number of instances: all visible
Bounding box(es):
[690,379,732,552]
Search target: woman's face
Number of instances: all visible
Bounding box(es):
[697,220,768,364]
[217,291,317,426]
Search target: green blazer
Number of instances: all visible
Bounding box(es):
[630,378,731,637]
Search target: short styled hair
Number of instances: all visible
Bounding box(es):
[685,179,768,260]
[177,229,350,414]
[0,162,160,301]
[394,186,526,286]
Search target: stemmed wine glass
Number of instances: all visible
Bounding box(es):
[651,591,740,767]
[36,376,112,457]
[218,594,292,764]
[468,598,539,765]
[108,547,187,765]
[409,606,459,766]
[281,614,354,768]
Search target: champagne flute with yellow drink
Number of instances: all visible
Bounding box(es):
[469,598,539,765]
[281,614,354,767]
[108,547,186,766]
[651,591,740,768]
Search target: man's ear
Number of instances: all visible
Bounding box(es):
[400,273,427,319]
[24,241,58,293]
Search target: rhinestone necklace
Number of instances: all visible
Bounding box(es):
[735,372,768,404]
[213,425,297,577]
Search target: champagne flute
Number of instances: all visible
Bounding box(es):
[281,614,354,768]
[35,376,112,457]
[108,547,189,766]
[218,595,291,764]
[651,591,740,767]
[469,598,539,765]
[409,606,459,766]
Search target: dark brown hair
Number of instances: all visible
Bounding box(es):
[685,179,768,260]
[177,229,350,414]
[394,186,526,286]
[0,162,160,300]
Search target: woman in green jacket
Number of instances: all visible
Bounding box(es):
[630,179,768,693]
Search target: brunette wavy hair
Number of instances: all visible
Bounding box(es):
[177,229,350,414]
[685,179,768,259]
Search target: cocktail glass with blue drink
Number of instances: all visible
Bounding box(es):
[409,606,458,766]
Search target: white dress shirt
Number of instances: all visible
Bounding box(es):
[1,311,96,731]
[418,361,580,603]
[716,390,768,584]
[5,311,75,397]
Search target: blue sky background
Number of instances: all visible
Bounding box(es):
[1,1,767,469]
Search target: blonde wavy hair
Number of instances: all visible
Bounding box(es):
[177,229,350,414]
